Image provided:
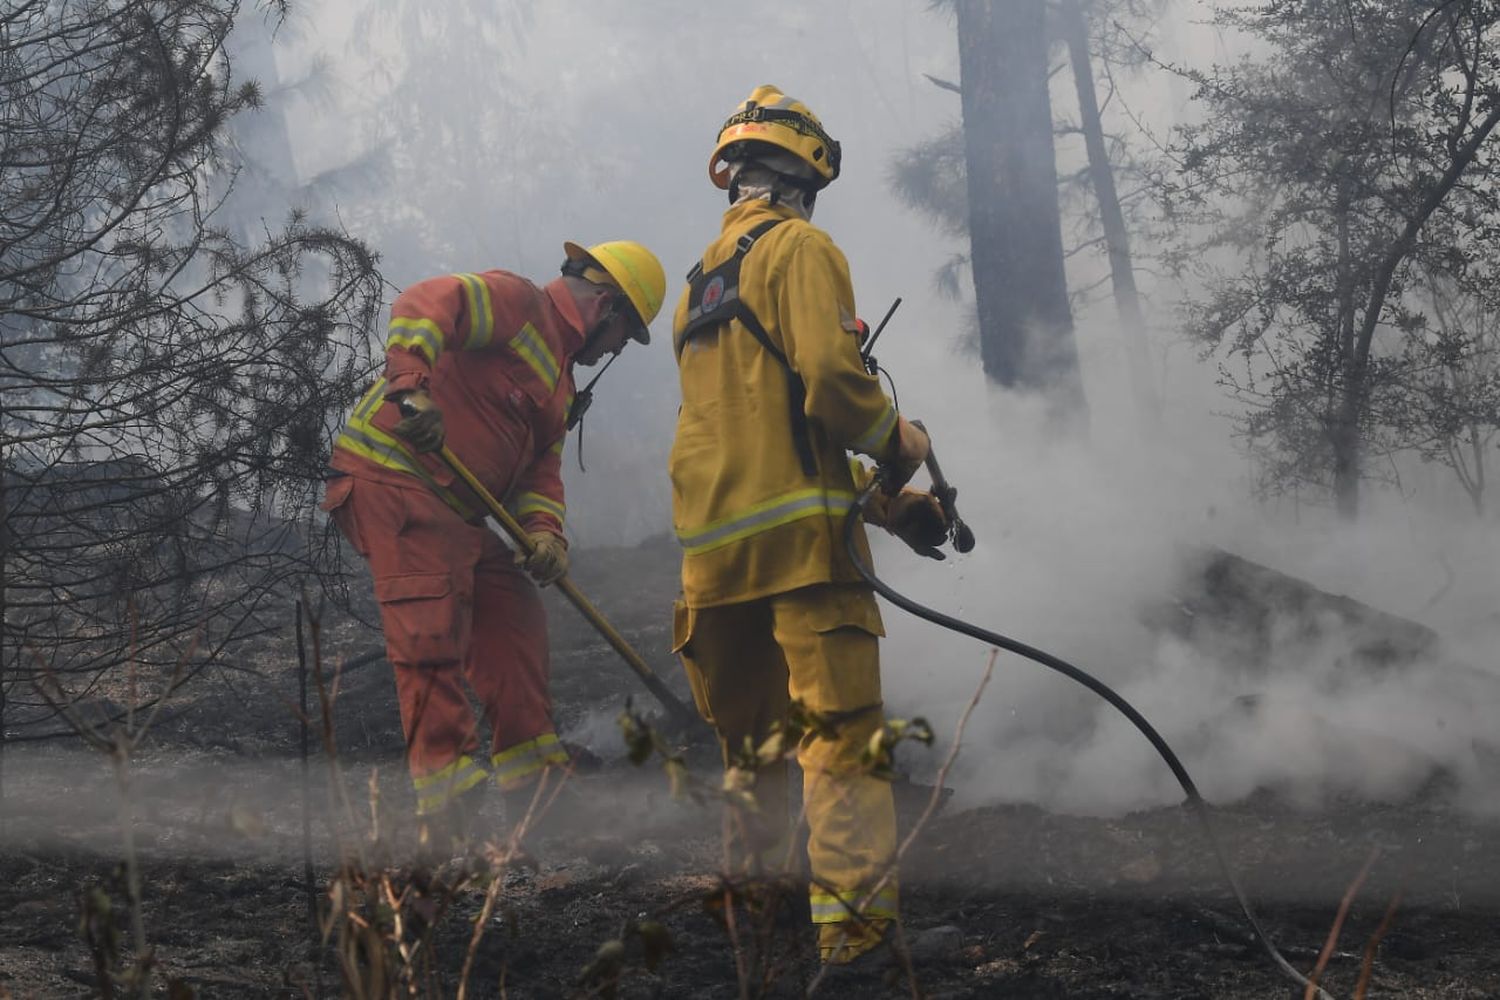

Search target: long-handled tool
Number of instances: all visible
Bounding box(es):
[446,442,702,732]
[395,402,701,732]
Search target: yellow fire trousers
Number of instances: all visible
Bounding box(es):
[674,584,898,954]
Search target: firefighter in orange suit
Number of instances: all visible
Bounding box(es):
[322,240,665,833]
[669,85,950,966]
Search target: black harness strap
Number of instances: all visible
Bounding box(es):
[676,219,818,477]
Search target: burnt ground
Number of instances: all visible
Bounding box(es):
[2,535,1499,999]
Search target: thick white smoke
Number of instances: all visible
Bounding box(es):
[258,1,1500,819]
[872,341,1500,817]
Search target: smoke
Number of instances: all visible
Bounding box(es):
[0,740,723,862]
[249,1,1500,821]
[1,748,336,861]
[871,331,1500,819]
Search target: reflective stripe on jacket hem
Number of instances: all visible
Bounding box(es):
[333,377,479,520]
[675,488,856,556]
[332,426,477,521]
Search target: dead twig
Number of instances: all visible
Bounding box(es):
[29,605,203,999]
[456,853,508,1000]
[1304,846,1380,1000]
[1353,886,1404,999]
[294,599,322,999]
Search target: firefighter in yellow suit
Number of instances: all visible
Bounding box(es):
[669,85,949,967]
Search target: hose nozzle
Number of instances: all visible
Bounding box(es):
[910,420,975,554]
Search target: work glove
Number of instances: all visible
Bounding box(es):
[392,390,445,453]
[517,531,568,586]
[878,415,930,493]
[886,489,950,560]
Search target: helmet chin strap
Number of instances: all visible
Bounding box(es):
[567,347,618,432]
[566,347,620,475]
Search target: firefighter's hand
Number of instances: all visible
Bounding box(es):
[517,531,568,586]
[887,489,949,560]
[393,390,445,453]
[879,415,930,493]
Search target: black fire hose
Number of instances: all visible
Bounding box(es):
[844,477,1334,1000]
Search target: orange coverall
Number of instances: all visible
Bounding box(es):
[322,270,583,814]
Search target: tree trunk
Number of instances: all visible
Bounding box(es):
[220,17,303,236]
[1333,181,1362,518]
[0,402,6,815]
[1331,397,1362,519]
[1459,424,1487,517]
[1339,105,1500,516]
[1059,0,1159,427]
[955,0,1088,423]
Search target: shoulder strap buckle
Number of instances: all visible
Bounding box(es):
[735,218,787,256]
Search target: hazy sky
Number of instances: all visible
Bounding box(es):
[255,1,1500,816]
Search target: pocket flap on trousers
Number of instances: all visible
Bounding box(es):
[805,588,886,638]
[670,599,695,655]
[375,572,451,604]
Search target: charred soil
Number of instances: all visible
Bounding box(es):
[2,537,1497,999]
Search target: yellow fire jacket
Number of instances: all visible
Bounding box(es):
[669,200,900,608]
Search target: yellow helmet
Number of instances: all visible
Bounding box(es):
[561,239,666,344]
[709,84,841,191]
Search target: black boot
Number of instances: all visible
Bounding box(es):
[418,784,489,859]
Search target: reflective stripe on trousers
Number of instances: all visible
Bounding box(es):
[324,473,565,814]
[490,733,569,790]
[673,584,898,927]
[413,753,489,815]
[809,881,899,924]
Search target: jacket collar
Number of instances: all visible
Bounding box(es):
[722,198,802,232]
[542,277,588,359]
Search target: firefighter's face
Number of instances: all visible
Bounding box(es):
[575,292,633,367]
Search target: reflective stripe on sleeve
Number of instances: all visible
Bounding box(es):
[851,403,898,457]
[507,491,565,522]
[675,488,856,556]
[387,316,444,365]
[455,273,495,349]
